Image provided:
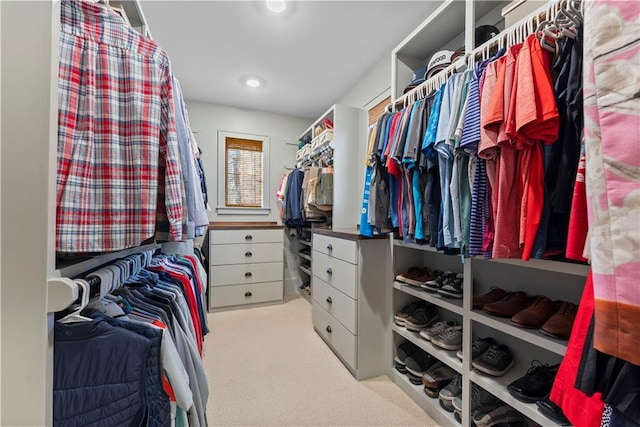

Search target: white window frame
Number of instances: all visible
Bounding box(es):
[216,130,271,215]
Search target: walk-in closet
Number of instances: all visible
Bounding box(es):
[1,0,638,426]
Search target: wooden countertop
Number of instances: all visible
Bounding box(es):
[311,227,390,241]
[208,222,285,230]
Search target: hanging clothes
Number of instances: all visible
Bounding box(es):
[581,0,640,366]
[57,0,184,253]
[550,272,605,427]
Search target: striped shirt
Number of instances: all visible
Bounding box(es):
[57,0,183,253]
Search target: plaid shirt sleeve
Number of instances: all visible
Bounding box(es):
[56,0,183,253]
[158,66,184,242]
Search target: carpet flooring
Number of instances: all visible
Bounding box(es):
[203,295,439,426]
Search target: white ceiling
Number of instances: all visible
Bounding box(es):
[142,1,441,119]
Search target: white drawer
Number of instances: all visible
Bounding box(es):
[312,251,358,299]
[209,242,283,266]
[312,277,357,334]
[210,281,282,308]
[312,234,358,264]
[210,262,283,287]
[313,302,357,369]
[210,229,283,245]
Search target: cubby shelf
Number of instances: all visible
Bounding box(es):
[298,239,312,247]
[469,370,563,426]
[390,369,459,426]
[469,310,568,356]
[392,324,463,373]
[394,281,464,315]
[298,265,312,276]
[298,253,312,262]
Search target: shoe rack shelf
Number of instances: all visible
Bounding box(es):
[296,227,313,303]
[469,371,565,426]
[469,310,568,356]
[391,369,459,426]
[390,239,588,426]
[298,252,312,262]
[392,324,463,374]
[394,281,464,316]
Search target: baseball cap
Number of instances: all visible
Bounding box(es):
[403,65,428,93]
[426,50,454,79]
[475,25,500,47]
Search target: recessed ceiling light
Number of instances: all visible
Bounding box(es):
[266,0,286,13]
[241,75,266,88]
[246,78,261,88]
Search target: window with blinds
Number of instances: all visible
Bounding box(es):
[224,137,263,207]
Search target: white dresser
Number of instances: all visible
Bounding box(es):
[311,229,390,380]
[208,223,284,311]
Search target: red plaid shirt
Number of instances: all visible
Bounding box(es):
[57,0,183,253]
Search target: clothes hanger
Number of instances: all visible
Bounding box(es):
[58,280,93,323]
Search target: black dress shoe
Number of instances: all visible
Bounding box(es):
[536,398,570,425]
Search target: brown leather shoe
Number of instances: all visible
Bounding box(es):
[541,301,578,339]
[473,287,509,309]
[482,291,532,318]
[511,296,555,328]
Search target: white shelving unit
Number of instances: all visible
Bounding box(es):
[384,1,590,425]
[391,240,586,426]
[295,104,362,229]
[296,226,313,302]
[391,0,509,101]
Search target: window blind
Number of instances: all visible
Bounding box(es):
[368,96,391,126]
[225,137,263,207]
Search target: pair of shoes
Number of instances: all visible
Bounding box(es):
[472,343,514,377]
[393,300,440,332]
[422,361,457,389]
[456,337,496,360]
[438,374,462,412]
[452,383,501,414]
[432,324,463,351]
[405,303,440,331]
[404,349,439,381]
[472,402,524,427]
[420,320,462,350]
[536,397,570,425]
[482,291,534,318]
[422,272,464,299]
[476,288,578,339]
[394,341,419,374]
[395,267,437,287]
[512,297,578,339]
[395,301,440,331]
[507,360,559,403]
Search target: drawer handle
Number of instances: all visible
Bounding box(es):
[245,272,252,278]
[245,251,253,257]
[326,296,332,304]
[326,268,333,275]
[326,326,332,333]
[245,292,252,297]
[327,244,333,251]
[245,235,253,241]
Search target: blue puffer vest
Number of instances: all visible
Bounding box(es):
[54,319,151,426]
[97,314,171,427]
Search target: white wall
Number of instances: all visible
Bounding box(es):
[336,53,392,214]
[185,101,311,295]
